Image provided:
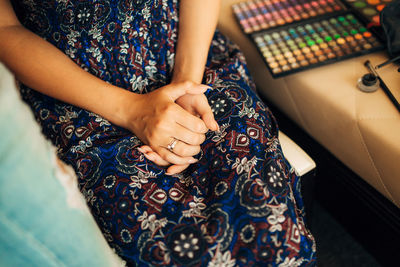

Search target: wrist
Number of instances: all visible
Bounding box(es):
[170,79,197,91]
[95,85,140,130]
[171,61,204,85]
[171,74,201,85]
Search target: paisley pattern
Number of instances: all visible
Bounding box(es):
[12,0,316,265]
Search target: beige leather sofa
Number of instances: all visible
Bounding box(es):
[219,0,400,209]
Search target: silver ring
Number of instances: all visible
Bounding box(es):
[167,138,178,151]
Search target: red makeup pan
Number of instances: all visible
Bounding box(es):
[233,0,345,33]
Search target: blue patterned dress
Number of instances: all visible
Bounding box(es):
[12,0,316,265]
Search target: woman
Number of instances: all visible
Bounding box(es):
[0,0,316,265]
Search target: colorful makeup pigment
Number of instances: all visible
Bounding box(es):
[343,0,392,26]
[252,13,383,77]
[232,0,345,34]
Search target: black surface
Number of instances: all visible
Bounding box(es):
[311,201,382,267]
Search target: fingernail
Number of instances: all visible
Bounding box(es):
[165,172,173,176]
[188,158,198,164]
[137,147,144,153]
[214,122,220,131]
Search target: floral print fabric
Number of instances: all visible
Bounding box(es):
[12,0,316,265]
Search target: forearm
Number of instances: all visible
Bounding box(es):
[0,25,133,127]
[172,0,221,84]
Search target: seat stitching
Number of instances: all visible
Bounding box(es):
[355,92,398,206]
[280,78,309,130]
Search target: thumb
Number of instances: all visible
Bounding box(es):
[202,111,219,131]
[166,82,209,101]
[194,96,219,131]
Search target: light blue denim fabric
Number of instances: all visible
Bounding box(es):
[0,63,124,267]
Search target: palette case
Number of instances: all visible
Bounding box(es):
[232,0,391,77]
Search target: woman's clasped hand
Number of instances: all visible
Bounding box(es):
[120,81,219,175]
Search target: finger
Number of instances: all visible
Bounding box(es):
[172,124,206,146]
[166,164,190,175]
[193,98,219,131]
[138,145,153,153]
[143,151,170,166]
[202,112,219,131]
[171,141,201,157]
[138,145,171,166]
[156,147,198,165]
[165,82,209,101]
[174,106,208,133]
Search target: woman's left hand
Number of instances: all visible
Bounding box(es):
[138,83,218,175]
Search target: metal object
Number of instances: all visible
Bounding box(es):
[167,138,178,151]
[357,73,379,93]
[364,60,400,113]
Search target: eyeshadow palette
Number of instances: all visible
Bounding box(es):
[232,0,345,34]
[342,0,392,26]
[253,13,383,77]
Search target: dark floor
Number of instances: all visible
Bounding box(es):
[310,200,382,267]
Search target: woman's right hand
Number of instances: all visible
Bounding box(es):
[120,81,210,167]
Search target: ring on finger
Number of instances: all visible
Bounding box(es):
[167,138,178,152]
